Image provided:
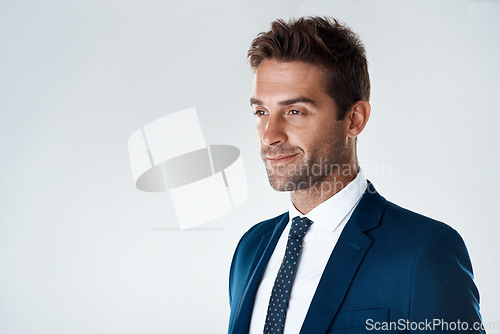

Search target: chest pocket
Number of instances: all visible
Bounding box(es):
[327,308,390,334]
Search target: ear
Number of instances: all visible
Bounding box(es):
[345,100,371,138]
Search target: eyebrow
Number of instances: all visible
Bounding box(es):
[250,96,317,107]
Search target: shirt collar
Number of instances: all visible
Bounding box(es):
[288,169,367,232]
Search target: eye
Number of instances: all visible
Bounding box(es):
[289,110,303,115]
[254,109,267,116]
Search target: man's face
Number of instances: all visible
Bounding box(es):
[251,59,350,192]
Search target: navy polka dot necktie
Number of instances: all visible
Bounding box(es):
[263,216,313,334]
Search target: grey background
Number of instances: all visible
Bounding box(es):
[1,0,498,333]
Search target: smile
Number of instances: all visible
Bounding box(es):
[266,153,300,166]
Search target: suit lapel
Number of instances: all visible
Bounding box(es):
[230,213,289,334]
[300,182,387,333]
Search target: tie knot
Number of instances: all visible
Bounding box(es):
[289,216,313,240]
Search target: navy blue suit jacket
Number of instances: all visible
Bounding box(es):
[228,182,483,333]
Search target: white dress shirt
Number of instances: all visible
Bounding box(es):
[249,171,367,334]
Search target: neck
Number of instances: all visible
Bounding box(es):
[290,163,359,215]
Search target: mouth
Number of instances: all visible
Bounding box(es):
[265,153,300,166]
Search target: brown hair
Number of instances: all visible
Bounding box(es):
[248,16,370,120]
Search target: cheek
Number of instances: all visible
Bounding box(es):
[255,123,263,138]
[255,122,266,146]
[304,125,344,153]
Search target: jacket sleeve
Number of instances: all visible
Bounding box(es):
[409,226,484,334]
[228,222,265,308]
[228,231,247,307]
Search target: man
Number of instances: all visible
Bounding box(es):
[228,17,484,334]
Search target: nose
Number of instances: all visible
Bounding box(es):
[261,115,287,147]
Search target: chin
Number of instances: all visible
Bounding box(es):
[268,176,312,192]
[267,176,292,192]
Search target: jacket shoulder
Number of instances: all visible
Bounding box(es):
[383,201,452,234]
[369,200,469,266]
[382,203,482,327]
